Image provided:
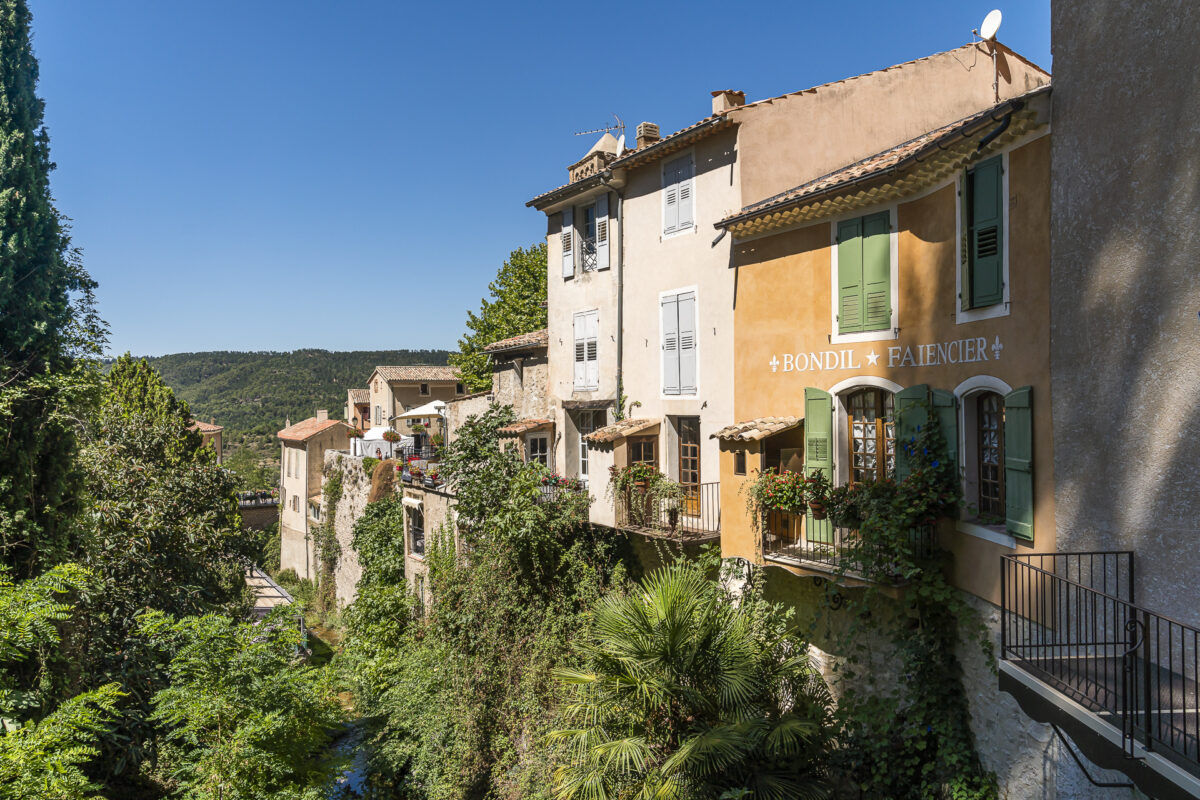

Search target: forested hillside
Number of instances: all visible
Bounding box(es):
[140,349,452,436]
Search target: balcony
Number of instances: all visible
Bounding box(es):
[614,481,720,541]
[1000,551,1200,799]
[762,509,934,584]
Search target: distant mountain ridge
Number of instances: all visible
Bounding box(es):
[139,348,452,439]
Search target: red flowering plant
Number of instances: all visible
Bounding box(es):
[346,428,364,438]
[607,462,682,529]
[382,430,402,443]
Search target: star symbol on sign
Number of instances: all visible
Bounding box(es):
[865,350,879,366]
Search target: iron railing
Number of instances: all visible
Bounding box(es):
[237,491,278,508]
[761,510,934,580]
[615,481,720,539]
[1001,551,1200,768]
[537,483,588,510]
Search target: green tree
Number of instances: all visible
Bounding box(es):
[0,0,104,579]
[141,609,344,800]
[552,558,833,800]
[448,243,547,392]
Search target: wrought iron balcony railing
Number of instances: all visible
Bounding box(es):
[615,481,720,540]
[761,509,934,581]
[1001,551,1200,772]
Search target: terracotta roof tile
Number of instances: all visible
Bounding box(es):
[189,420,223,433]
[348,388,369,404]
[711,417,801,442]
[498,418,554,436]
[484,329,549,353]
[373,365,459,383]
[277,417,350,443]
[586,418,658,445]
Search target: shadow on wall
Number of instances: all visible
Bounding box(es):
[1050,0,1200,624]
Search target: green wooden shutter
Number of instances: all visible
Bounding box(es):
[804,387,834,544]
[862,211,891,330]
[969,157,1003,308]
[1003,386,1034,540]
[931,388,959,483]
[837,218,863,333]
[894,384,928,482]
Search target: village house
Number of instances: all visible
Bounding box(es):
[344,388,370,433]
[189,418,223,463]
[277,412,352,579]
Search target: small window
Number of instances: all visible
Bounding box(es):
[578,411,596,479]
[630,436,656,466]
[408,505,425,557]
[663,154,695,235]
[581,203,598,271]
[573,310,599,391]
[374,405,382,426]
[527,434,550,467]
[456,382,465,395]
[734,450,746,476]
[419,383,430,396]
[976,392,1005,521]
[963,157,1004,309]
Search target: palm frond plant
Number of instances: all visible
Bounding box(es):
[551,559,834,800]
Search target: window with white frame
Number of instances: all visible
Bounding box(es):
[662,154,695,235]
[374,405,382,426]
[573,310,599,391]
[561,194,610,278]
[577,411,597,480]
[527,433,550,468]
[661,291,697,395]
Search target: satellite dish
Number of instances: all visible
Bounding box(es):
[980,9,1002,41]
[616,134,625,155]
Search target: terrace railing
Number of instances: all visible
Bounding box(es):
[615,481,720,540]
[1001,551,1200,770]
[761,509,934,581]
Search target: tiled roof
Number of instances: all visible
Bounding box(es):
[718,85,1051,236]
[190,420,223,433]
[497,418,553,437]
[484,328,548,354]
[711,417,801,442]
[277,417,350,443]
[373,365,459,383]
[348,388,369,404]
[586,418,658,445]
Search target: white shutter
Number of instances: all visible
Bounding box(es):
[573,313,586,388]
[678,291,697,393]
[561,208,575,278]
[663,160,679,234]
[595,193,610,271]
[585,311,599,390]
[677,157,694,230]
[662,294,680,395]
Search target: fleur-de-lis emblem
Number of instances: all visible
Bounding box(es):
[991,336,1003,360]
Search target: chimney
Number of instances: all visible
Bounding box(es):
[636,122,661,149]
[711,90,746,114]
[316,409,328,421]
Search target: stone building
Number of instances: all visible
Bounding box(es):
[276,412,352,579]
[189,419,223,463]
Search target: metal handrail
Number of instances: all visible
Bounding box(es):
[615,481,720,538]
[1001,551,1200,766]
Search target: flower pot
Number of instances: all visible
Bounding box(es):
[808,501,828,520]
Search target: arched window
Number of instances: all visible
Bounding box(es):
[846,388,895,484]
[976,392,1005,520]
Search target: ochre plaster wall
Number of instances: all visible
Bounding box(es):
[725,135,1053,603]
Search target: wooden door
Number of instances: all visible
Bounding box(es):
[678,417,700,516]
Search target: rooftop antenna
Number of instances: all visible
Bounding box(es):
[973,9,1003,103]
[573,113,625,142]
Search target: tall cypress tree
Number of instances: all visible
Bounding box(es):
[0,0,100,577]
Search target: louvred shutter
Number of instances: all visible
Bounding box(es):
[804,387,834,544]
[677,156,694,230]
[894,384,929,482]
[561,207,575,279]
[931,389,959,483]
[585,311,599,390]
[969,157,1004,308]
[1004,386,1033,540]
[862,211,891,330]
[678,292,697,393]
[837,218,863,333]
[573,314,586,388]
[661,295,680,395]
[595,193,610,271]
[663,159,679,234]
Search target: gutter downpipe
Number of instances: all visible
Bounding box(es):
[600,169,625,418]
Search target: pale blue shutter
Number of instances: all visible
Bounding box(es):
[561,208,574,278]
[678,291,697,393]
[661,295,680,394]
[595,193,610,271]
[677,156,694,230]
[663,159,679,234]
[573,313,585,388]
[585,311,599,390]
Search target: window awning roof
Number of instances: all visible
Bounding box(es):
[498,419,553,437]
[711,416,802,442]
[585,418,658,444]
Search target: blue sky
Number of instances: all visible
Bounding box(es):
[29,0,1051,356]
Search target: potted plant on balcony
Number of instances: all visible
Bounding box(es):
[802,471,832,520]
[382,430,401,443]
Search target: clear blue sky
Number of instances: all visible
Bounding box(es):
[29,0,1051,357]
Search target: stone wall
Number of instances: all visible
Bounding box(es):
[239,504,278,531]
[323,451,373,607]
